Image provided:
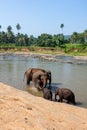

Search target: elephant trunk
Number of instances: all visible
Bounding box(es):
[42,79,47,89]
[23,72,26,82]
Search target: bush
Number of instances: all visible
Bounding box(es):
[64,44,87,53]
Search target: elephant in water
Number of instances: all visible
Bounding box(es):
[42,87,52,101]
[23,68,52,89]
[55,88,76,105]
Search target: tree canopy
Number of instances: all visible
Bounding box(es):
[0,24,87,47]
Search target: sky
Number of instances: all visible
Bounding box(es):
[0,0,87,37]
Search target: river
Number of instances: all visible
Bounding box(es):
[0,53,87,108]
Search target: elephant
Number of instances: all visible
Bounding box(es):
[55,88,76,105]
[42,88,52,101]
[32,71,48,89]
[23,68,52,89]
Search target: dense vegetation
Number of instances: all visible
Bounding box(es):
[0,24,87,55]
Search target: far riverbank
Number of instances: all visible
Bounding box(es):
[0,51,87,61]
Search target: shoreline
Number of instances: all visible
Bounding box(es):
[0,51,87,60]
[0,82,87,130]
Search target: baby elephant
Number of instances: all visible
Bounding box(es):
[43,88,52,101]
[55,88,76,105]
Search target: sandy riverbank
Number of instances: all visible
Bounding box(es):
[73,56,87,60]
[0,82,87,130]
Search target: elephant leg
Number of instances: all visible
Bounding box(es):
[66,100,70,104]
[59,96,63,102]
[50,92,52,101]
[71,98,76,105]
[73,101,76,105]
[55,94,58,101]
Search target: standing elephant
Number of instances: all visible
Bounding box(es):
[23,68,51,88]
[55,88,76,105]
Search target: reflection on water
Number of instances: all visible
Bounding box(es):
[0,54,87,108]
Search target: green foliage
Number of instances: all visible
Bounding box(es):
[37,33,56,47]
[7,25,12,32]
[69,32,85,44]
[0,43,16,49]
[0,24,87,55]
[28,46,36,51]
[16,23,21,31]
[64,44,87,54]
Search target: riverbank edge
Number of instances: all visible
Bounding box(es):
[0,82,87,130]
[0,51,87,61]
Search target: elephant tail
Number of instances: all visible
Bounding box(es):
[23,72,26,82]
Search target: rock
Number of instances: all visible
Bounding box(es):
[0,82,87,130]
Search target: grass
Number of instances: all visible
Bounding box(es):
[64,44,87,56]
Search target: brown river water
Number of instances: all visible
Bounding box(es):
[0,54,87,108]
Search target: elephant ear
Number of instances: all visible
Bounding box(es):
[47,70,51,74]
[45,71,51,76]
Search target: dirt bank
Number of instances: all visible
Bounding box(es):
[0,82,87,130]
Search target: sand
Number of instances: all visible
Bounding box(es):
[0,82,87,130]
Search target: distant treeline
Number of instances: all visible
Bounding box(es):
[0,24,87,47]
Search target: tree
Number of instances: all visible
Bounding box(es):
[70,32,78,43]
[7,31,15,43]
[0,31,7,43]
[7,25,15,43]
[37,33,53,47]
[7,25,12,33]
[0,25,1,30]
[60,24,64,34]
[84,29,87,33]
[0,25,2,43]
[16,23,21,32]
[28,35,37,46]
[83,30,87,43]
[24,34,29,45]
[16,24,21,45]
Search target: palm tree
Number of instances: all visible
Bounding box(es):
[7,25,15,43]
[84,29,87,33]
[0,25,1,30]
[70,32,78,43]
[16,23,21,33]
[0,25,1,43]
[84,30,87,43]
[16,24,21,45]
[7,25,12,32]
[0,25,2,33]
[60,24,64,34]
